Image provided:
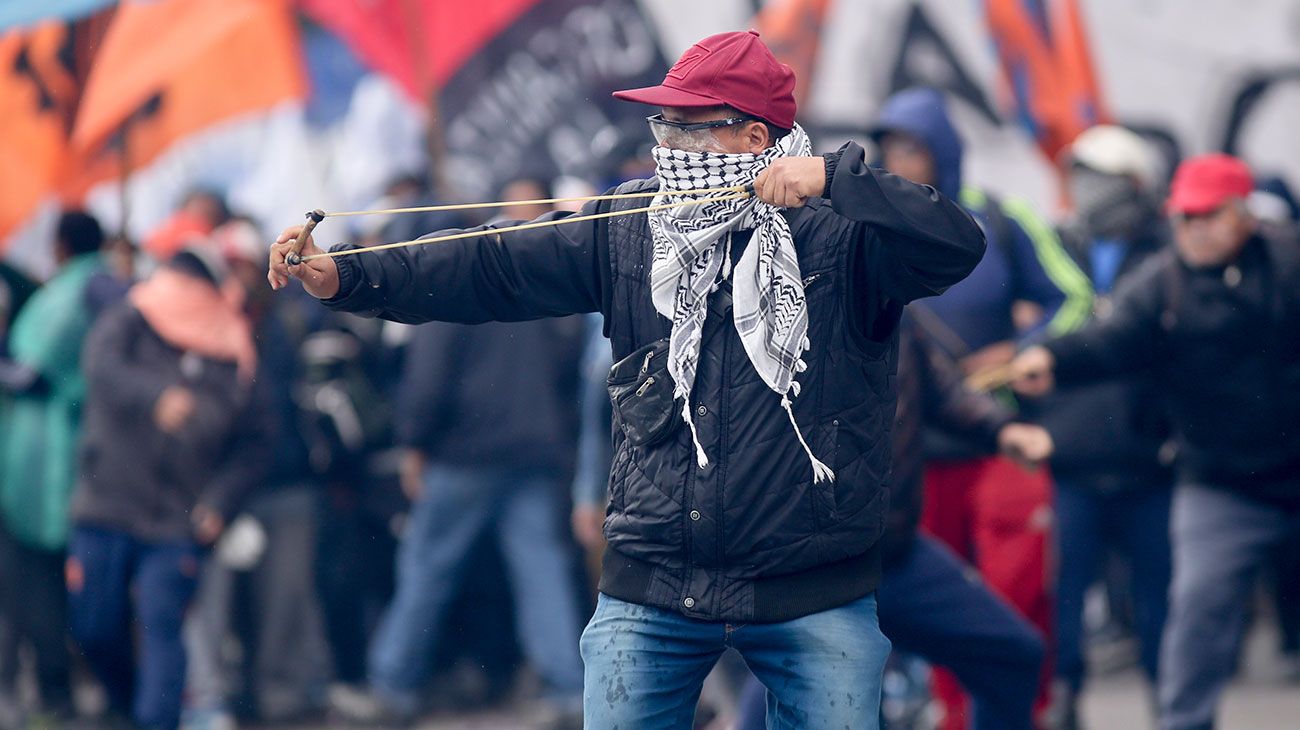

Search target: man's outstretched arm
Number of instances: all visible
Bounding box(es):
[270,198,613,325]
[1011,253,1170,395]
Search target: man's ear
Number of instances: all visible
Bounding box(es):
[742,121,771,153]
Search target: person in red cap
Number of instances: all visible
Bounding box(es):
[1011,153,1300,730]
[270,30,986,728]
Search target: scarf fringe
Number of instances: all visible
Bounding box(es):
[781,394,835,483]
[683,400,709,468]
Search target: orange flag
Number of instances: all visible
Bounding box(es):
[984,0,1109,160]
[754,0,831,110]
[66,0,308,198]
[0,24,80,248]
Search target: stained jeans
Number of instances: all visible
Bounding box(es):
[367,464,585,713]
[581,591,890,729]
[1054,479,1171,692]
[1158,484,1300,730]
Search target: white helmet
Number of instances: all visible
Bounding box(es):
[1068,125,1160,191]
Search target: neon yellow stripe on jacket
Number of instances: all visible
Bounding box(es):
[960,187,1094,336]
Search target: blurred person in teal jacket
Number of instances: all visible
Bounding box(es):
[0,211,107,725]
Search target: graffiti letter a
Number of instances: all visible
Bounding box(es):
[888,3,999,126]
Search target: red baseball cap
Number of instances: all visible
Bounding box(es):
[612,30,796,129]
[1167,154,1254,215]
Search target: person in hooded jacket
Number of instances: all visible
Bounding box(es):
[67,248,270,730]
[869,86,1092,728]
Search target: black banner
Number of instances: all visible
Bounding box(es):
[438,0,669,200]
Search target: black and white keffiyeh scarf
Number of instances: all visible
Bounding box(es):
[648,124,834,482]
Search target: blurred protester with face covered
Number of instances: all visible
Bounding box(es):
[1012,154,1300,730]
[144,190,231,263]
[67,247,270,730]
[1041,125,1176,726]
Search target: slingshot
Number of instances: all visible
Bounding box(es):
[283,185,756,266]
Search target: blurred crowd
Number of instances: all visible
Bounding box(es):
[1,86,1298,730]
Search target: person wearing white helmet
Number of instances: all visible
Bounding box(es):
[1063,124,1165,253]
[1038,124,1175,728]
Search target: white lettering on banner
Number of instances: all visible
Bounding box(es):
[443,0,661,201]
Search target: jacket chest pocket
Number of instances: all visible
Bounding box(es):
[608,338,682,449]
[801,269,833,294]
[800,268,838,321]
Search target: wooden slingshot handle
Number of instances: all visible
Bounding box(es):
[285,209,326,266]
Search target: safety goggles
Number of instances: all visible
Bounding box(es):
[646,113,754,152]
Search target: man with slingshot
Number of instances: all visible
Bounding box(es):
[271,30,985,729]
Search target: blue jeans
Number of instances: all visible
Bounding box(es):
[1055,480,1172,692]
[581,592,890,729]
[67,526,201,730]
[1158,484,1300,730]
[367,464,584,712]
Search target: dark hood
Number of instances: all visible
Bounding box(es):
[870,87,964,200]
